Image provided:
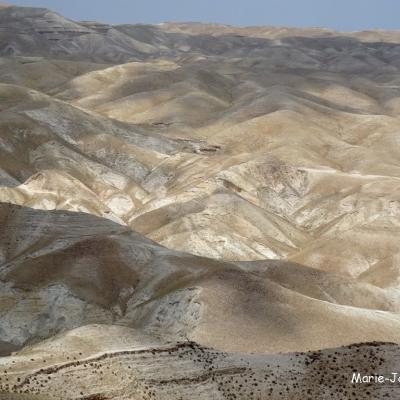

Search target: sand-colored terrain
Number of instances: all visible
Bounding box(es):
[1,5,400,399]
[1,325,400,400]
[2,203,400,355]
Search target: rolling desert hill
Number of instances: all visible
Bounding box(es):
[1,5,400,267]
[1,204,400,398]
[1,4,400,399]
[2,203,400,356]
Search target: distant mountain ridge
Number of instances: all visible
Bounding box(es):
[3,5,400,63]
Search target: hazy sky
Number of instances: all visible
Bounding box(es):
[7,0,400,31]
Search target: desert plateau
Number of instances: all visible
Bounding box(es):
[0,3,400,399]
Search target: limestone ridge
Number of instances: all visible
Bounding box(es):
[1,326,399,399]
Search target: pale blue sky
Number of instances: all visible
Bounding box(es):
[7,0,400,31]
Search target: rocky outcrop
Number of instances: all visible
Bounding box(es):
[1,325,399,399]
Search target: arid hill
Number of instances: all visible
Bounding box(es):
[1,5,400,399]
[2,203,400,357]
[1,6,399,268]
